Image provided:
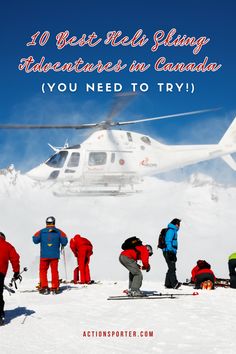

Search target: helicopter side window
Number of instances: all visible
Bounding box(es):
[46,151,68,168]
[127,132,132,142]
[88,152,107,166]
[141,136,151,145]
[67,152,80,168]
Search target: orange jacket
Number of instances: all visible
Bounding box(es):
[121,245,149,269]
[0,238,20,275]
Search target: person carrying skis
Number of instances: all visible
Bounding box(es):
[0,232,20,325]
[162,218,182,289]
[119,236,152,296]
[32,216,68,294]
[191,260,216,289]
[228,253,236,288]
[70,234,93,284]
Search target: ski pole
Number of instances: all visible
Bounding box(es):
[9,267,28,289]
[61,247,69,290]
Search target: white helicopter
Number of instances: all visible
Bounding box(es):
[1,99,236,195]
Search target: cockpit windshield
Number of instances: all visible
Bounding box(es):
[46,151,68,168]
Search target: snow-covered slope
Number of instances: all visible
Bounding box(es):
[1,171,236,353]
[1,280,236,354]
[1,170,235,280]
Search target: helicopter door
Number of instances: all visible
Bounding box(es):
[63,152,81,179]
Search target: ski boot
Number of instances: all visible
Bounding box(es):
[206,280,213,290]
[51,288,61,295]
[128,290,145,297]
[0,315,5,326]
[201,281,213,290]
[39,287,50,295]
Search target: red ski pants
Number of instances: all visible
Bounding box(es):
[77,249,92,284]
[39,258,59,289]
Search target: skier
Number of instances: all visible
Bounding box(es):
[228,253,236,288]
[119,236,151,296]
[191,260,216,289]
[32,216,68,294]
[162,218,182,289]
[0,232,20,325]
[70,234,93,284]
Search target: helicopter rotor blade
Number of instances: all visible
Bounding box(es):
[0,123,99,129]
[112,108,220,126]
[105,92,137,123]
[0,108,220,130]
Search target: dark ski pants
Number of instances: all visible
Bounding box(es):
[228,259,236,288]
[228,259,236,277]
[163,251,178,288]
[0,273,5,317]
[194,273,215,289]
[119,254,143,291]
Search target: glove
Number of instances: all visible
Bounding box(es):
[142,264,151,272]
[167,251,177,262]
[13,272,22,281]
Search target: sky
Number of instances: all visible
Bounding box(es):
[1,0,236,180]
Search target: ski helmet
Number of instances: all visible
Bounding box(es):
[46,216,56,225]
[146,244,153,256]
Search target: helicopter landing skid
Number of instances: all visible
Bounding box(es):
[53,189,142,197]
[52,184,142,197]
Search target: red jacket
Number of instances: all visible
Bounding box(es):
[121,245,149,269]
[70,234,93,257]
[191,265,216,282]
[0,238,20,275]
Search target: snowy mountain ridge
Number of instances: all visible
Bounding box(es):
[1,169,235,281]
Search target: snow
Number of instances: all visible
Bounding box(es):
[1,171,236,353]
[1,280,236,354]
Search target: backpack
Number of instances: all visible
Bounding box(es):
[157,228,168,249]
[121,237,142,250]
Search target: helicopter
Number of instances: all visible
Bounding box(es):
[1,97,236,195]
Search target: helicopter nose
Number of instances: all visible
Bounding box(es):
[27,164,52,181]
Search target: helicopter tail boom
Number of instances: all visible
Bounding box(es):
[219,117,236,146]
[218,117,236,170]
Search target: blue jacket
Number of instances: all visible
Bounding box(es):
[33,226,68,259]
[163,223,179,254]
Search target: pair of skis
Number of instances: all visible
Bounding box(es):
[183,277,230,288]
[107,290,199,301]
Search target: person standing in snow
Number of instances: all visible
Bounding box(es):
[119,236,152,296]
[32,216,68,294]
[70,234,93,284]
[0,232,20,325]
[228,252,236,288]
[191,260,216,289]
[162,218,182,289]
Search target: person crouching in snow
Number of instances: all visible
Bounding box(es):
[32,216,68,294]
[70,234,93,284]
[119,236,152,297]
[191,260,216,289]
